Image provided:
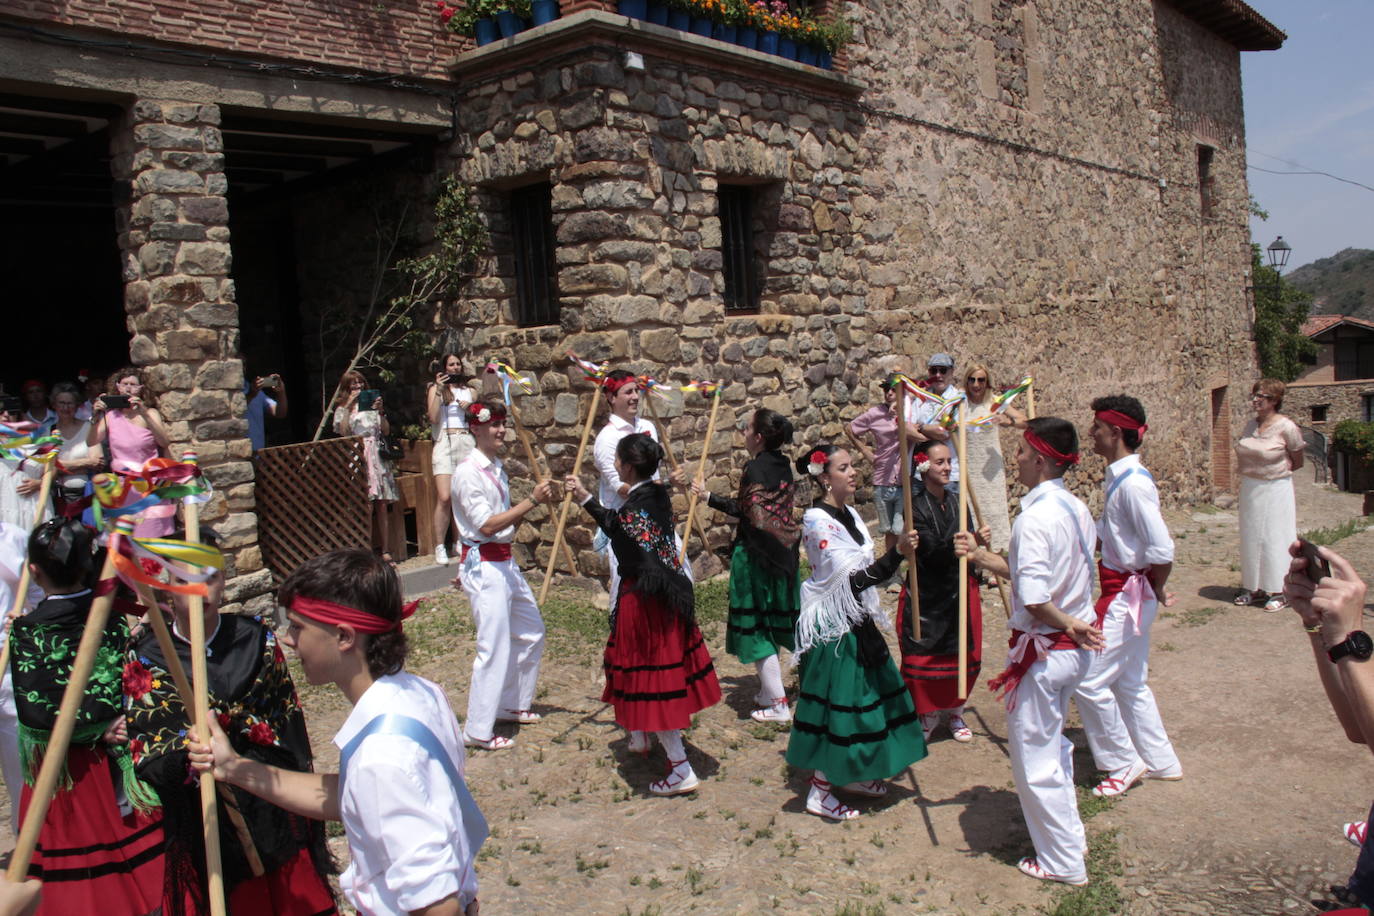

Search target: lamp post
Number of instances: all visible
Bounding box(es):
[1266,235,1292,293]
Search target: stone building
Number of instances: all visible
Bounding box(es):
[1284,314,1374,490]
[0,0,1284,600]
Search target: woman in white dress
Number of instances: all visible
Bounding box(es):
[960,364,1024,553]
[1234,377,1304,612]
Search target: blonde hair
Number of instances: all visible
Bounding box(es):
[964,363,994,404]
[1252,377,1286,410]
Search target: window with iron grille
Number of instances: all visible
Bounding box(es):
[511,182,558,327]
[719,184,758,313]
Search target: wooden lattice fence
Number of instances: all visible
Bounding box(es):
[255,436,370,581]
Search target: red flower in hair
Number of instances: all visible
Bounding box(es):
[140,558,163,577]
[809,450,826,465]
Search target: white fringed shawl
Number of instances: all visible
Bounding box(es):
[795,505,889,661]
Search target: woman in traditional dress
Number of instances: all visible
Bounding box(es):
[567,433,721,796]
[1234,377,1304,612]
[896,441,990,743]
[690,407,801,722]
[785,444,927,821]
[87,367,175,537]
[332,370,399,565]
[425,352,476,566]
[9,517,164,915]
[961,364,1023,553]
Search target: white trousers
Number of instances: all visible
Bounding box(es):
[0,671,19,835]
[1007,648,1092,882]
[460,555,546,742]
[1075,591,1180,775]
[1239,475,1295,594]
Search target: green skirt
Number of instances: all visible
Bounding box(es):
[785,631,928,785]
[725,544,801,663]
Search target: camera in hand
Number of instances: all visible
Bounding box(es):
[357,389,381,410]
[103,394,132,410]
[1298,537,1331,581]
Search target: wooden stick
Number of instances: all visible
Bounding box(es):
[957,406,970,700]
[679,388,723,564]
[898,385,920,640]
[509,403,579,577]
[181,458,227,916]
[641,393,711,553]
[951,435,1012,619]
[0,462,56,679]
[1026,381,1037,419]
[539,392,600,605]
[8,524,124,881]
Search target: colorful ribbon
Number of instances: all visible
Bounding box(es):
[680,379,721,397]
[635,375,671,401]
[567,352,608,383]
[486,361,534,406]
[104,519,224,597]
[966,376,1033,428]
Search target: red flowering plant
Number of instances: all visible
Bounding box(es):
[437,0,531,37]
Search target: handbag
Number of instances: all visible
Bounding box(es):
[379,435,405,462]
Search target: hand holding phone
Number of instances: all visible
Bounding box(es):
[103,394,132,410]
[1298,538,1331,582]
[357,389,381,411]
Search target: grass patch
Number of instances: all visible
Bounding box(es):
[1303,517,1370,546]
[832,904,886,916]
[1174,605,1225,628]
[1045,829,1124,916]
[1156,641,1177,653]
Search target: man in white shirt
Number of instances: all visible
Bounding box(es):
[188,548,486,916]
[451,397,556,750]
[905,352,963,487]
[1073,395,1181,799]
[591,370,659,603]
[957,417,1104,887]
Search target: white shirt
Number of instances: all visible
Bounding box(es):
[1098,454,1175,574]
[1007,478,1096,633]
[334,672,479,915]
[593,413,660,509]
[438,387,473,430]
[451,450,514,544]
[905,385,963,482]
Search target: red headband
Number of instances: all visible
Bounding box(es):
[602,375,636,395]
[1096,409,1147,433]
[289,595,418,634]
[1024,430,1079,466]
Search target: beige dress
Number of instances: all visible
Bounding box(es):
[962,398,1012,552]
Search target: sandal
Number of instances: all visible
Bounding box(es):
[1263,596,1288,613]
[840,779,888,798]
[497,710,542,724]
[948,715,974,743]
[649,759,699,796]
[1234,590,1263,606]
[1092,759,1148,798]
[806,777,859,821]
[1346,821,1368,848]
[463,733,514,750]
[1017,857,1087,886]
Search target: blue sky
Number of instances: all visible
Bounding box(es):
[1242,0,1374,269]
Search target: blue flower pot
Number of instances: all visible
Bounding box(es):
[735,26,757,49]
[817,48,833,69]
[474,17,500,45]
[496,10,525,37]
[778,37,798,59]
[646,1,669,24]
[618,0,648,18]
[668,8,690,29]
[798,43,818,66]
[690,16,713,36]
[531,0,560,26]
[712,22,737,43]
[757,29,779,54]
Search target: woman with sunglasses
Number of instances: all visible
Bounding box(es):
[962,364,1025,553]
[1234,378,1304,611]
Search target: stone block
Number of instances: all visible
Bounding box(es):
[135,170,205,194]
[638,327,680,362]
[139,242,177,277]
[563,329,629,361]
[561,263,628,294]
[160,328,219,360]
[195,360,243,390]
[223,566,272,599]
[177,242,231,276]
[151,276,215,305]
[557,211,625,244]
[185,302,239,327]
[194,419,249,439]
[149,221,206,242]
[205,460,255,489]
[134,123,204,150]
[181,197,229,224]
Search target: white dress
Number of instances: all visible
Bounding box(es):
[963,399,1012,552]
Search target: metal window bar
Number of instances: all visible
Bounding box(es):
[720,185,757,312]
[512,183,558,327]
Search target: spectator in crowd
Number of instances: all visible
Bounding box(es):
[0,399,52,530]
[87,367,174,537]
[50,382,101,514]
[846,372,923,554]
[75,370,104,422]
[19,381,52,426]
[426,353,476,566]
[907,353,963,490]
[1234,378,1304,612]
[961,363,1023,552]
[245,369,289,452]
[333,370,399,566]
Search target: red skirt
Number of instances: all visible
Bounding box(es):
[603,583,722,732]
[895,580,983,714]
[227,846,339,916]
[19,745,165,916]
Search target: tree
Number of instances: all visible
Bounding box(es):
[309,175,488,440]
[1251,242,1316,382]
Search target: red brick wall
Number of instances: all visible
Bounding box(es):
[5,1,457,80]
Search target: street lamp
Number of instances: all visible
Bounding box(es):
[1267,235,1292,271]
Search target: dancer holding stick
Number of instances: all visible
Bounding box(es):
[678,381,722,564]
[589,370,663,605]
[8,517,165,913]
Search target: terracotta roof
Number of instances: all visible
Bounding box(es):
[1162,0,1286,51]
[1303,314,1374,338]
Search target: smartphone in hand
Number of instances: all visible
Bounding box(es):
[1298,537,1331,581]
[103,394,132,410]
[357,389,381,411]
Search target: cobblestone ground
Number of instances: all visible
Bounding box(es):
[2,473,1371,915]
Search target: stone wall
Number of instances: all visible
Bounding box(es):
[3,1,453,80]
[1285,381,1374,433]
[435,0,1264,576]
[112,99,270,613]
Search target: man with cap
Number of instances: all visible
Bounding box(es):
[905,353,962,490]
[1072,395,1182,798]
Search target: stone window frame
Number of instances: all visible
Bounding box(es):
[719,183,758,313]
[509,181,559,328]
[1309,403,1328,424]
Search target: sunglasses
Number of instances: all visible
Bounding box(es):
[966,376,987,383]
[928,366,950,374]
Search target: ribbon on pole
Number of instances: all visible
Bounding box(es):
[966,376,1033,428]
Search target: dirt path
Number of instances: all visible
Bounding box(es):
[2,475,1370,915]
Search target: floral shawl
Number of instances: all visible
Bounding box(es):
[796,505,890,660]
[582,482,695,626]
[709,449,800,578]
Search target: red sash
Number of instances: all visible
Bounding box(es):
[1094,561,1149,634]
[986,628,1079,711]
[461,542,513,563]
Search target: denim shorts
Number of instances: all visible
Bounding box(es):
[873,485,903,534]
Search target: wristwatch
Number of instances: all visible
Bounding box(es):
[1328,631,1374,664]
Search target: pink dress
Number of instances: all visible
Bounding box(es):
[106,410,176,537]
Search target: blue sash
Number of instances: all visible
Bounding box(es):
[1103,465,1152,512]
[340,714,490,854]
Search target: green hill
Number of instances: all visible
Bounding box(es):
[1286,248,1374,318]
